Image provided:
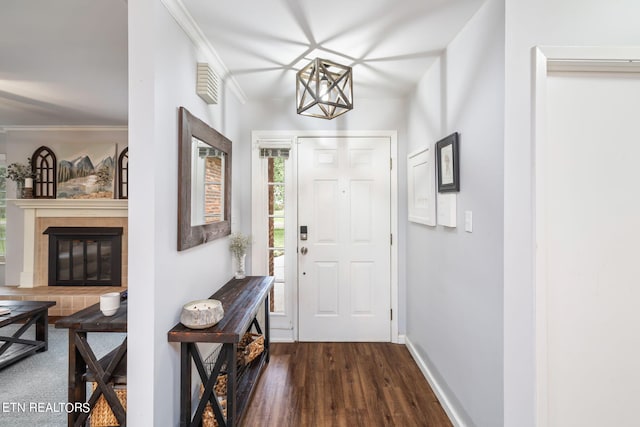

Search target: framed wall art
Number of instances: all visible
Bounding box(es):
[436,132,460,193]
[407,146,436,226]
[56,143,117,199]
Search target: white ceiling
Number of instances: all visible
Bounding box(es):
[0,0,128,127]
[0,0,483,127]
[184,0,483,100]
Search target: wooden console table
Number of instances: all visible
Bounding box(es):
[168,276,274,427]
[0,300,56,369]
[56,297,127,427]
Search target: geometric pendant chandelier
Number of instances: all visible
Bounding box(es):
[296,57,353,120]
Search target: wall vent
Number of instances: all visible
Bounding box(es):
[196,62,219,105]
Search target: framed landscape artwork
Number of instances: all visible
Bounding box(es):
[56,144,117,199]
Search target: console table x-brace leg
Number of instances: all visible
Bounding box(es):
[188,343,230,427]
[74,335,127,427]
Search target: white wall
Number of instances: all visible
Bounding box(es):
[504,1,640,425]
[241,96,409,334]
[128,1,243,424]
[0,134,6,285]
[3,128,127,285]
[242,97,407,131]
[405,0,504,425]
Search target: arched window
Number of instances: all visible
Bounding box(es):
[31,146,57,198]
[118,147,128,199]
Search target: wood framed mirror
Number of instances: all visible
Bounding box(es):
[178,107,232,250]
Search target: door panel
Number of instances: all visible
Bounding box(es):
[350,181,373,242]
[314,180,339,242]
[314,261,339,315]
[298,137,391,341]
[544,71,640,426]
[350,262,374,315]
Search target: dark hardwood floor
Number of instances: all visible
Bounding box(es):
[242,342,453,427]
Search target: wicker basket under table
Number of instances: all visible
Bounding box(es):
[90,383,127,427]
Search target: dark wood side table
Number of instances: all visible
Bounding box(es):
[168,276,274,427]
[0,300,56,369]
[56,298,127,427]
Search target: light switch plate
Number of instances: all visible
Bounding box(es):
[465,211,473,232]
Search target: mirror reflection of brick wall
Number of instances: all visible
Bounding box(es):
[204,155,223,223]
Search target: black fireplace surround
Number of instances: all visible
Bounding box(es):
[43,227,123,286]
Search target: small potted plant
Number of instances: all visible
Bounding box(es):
[229,232,251,279]
[6,159,34,199]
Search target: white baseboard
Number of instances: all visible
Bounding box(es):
[270,328,295,343]
[271,337,295,343]
[397,334,406,344]
[404,336,466,427]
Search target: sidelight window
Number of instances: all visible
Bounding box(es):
[267,156,285,313]
[253,139,295,335]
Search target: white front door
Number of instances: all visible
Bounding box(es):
[297,137,391,341]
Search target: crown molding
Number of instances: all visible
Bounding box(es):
[0,126,128,133]
[161,0,247,104]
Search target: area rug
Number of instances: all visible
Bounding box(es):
[0,325,125,427]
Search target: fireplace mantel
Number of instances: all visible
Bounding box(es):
[13,199,128,216]
[12,199,128,287]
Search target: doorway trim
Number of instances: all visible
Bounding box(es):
[251,130,399,343]
[532,45,640,427]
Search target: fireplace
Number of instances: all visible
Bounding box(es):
[44,227,123,286]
